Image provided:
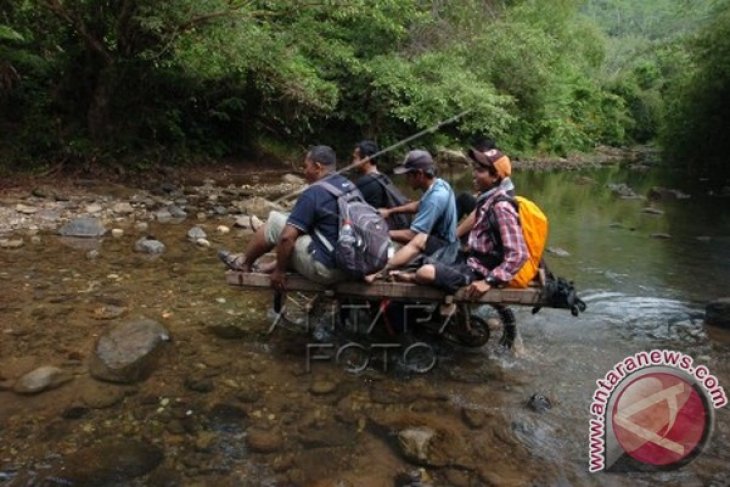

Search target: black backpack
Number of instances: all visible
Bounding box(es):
[532,267,587,317]
[372,173,412,230]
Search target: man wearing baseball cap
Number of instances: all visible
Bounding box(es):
[390,147,528,348]
[366,149,458,281]
[456,141,515,240]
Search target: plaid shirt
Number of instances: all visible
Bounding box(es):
[466,188,528,284]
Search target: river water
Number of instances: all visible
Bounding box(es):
[0,165,729,486]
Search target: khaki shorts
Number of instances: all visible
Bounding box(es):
[264,211,347,285]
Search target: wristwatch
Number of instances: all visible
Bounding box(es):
[485,275,499,287]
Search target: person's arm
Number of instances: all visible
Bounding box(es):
[457,210,476,239]
[380,200,419,219]
[269,224,302,291]
[389,228,417,243]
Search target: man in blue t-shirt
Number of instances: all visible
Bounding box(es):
[366,149,457,281]
[220,145,356,290]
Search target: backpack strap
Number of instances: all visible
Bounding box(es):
[311,180,345,252]
[316,180,344,198]
[470,194,517,267]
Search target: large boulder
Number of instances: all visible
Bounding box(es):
[89,317,170,383]
[706,298,730,329]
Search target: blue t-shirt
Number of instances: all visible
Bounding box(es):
[287,174,360,268]
[410,178,457,243]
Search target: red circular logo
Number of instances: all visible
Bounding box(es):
[612,372,709,467]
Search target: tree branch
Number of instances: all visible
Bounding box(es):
[43,0,112,64]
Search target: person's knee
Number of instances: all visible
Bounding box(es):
[415,264,435,284]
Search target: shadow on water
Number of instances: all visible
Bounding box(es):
[0,163,729,485]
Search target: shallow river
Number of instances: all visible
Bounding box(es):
[0,165,729,486]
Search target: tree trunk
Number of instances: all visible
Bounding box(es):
[87,65,114,142]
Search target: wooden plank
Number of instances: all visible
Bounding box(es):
[226,271,545,306]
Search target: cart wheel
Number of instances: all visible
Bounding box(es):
[453,307,490,347]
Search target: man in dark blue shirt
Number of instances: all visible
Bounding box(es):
[221,145,356,290]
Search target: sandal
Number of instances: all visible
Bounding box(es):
[218,250,250,271]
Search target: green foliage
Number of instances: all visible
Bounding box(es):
[661,0,730,179]
[0,0,720,169]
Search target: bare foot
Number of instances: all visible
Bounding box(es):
[364,267,391,284]
[364,272,379,284]
[390,270,416,283]
[255,261,277,274]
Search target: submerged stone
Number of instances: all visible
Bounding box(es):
[134,236,165,254]
[89,317,170,383]
[13,365,72,394]
[46,439,163,485]
[58,217,107,238]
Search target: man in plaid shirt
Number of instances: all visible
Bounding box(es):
[397,147,528,299]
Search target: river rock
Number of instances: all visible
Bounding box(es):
[237,197,277,218]
[89,317,170,383]
[309,379,338,395]
[397,427,437,465]
[650,233,671,240]
[111,228,124,238]
[154,209,172,222]
[185,374,214,393]
[246,428,284,453]
[134,236,165,254]
[216,225,230,235]
[461,407,486,429]
[0,238,24,249]
[79,379,126,408]
[235,215,263,230]
[641,207,664,215]
[574,176,596,185]
[282,173,306,185]
[168,205,187,218]
[36,208,62,222]
[15,203,37,214]
[706,298,730,329]
[44,439,163,485]
[648,186,690,201]
[297,421,353,449]
[208,322,248,339]
[607,183,640,199]
[526,393,553,413]
[85,202,103,213]
[113,202,135,214]
[13,366,72,394]
[370,411,474,470]
[187,226,207,241]
[92,304,127,320]
[58,217,107,238]
[546,246,570,257]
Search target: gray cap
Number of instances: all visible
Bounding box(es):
[393,150,434,175]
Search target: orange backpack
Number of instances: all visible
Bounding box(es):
[487,195,549,288]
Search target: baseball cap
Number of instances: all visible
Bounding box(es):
[468,148,512,179]
[393,150,434,175]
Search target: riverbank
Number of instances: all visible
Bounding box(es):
[0,145,659,238]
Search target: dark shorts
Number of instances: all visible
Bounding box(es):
[424,234,449,256]
[432,262,482,294]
